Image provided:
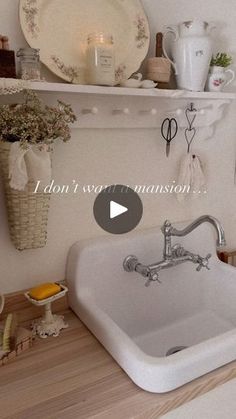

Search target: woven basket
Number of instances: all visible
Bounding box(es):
[0,142,51,251]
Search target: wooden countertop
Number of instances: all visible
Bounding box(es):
[162,379,236,418]
[1,309,236,419]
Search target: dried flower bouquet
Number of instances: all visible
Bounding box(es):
[0,89,76,148]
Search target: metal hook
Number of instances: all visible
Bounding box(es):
[190,102,196,112]
[185,102,197,153]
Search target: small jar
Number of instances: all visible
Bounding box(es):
[17,48,41,80]
[86,33,115,86]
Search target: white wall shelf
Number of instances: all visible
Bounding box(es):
[3,81,236,138]
[30,81,236,100]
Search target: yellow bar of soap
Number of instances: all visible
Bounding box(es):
[28,283,61,300]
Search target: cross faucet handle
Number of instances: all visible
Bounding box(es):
[196,253,212,271]
[145,270,162,287]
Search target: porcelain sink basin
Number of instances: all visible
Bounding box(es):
[67,221,236,393]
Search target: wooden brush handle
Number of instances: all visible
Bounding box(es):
[0,293,4,315]
[2,36,9,50]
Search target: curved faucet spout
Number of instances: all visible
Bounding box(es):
[168,215,226,248]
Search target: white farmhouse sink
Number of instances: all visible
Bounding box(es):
[67,221,236,393]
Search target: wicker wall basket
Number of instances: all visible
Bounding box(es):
[0,142,51,251]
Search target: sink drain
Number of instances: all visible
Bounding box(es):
[166,346,188,356]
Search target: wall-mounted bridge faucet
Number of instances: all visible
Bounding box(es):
[123,215,226,287]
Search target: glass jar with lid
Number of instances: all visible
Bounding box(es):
[86,33,115,86]
[17,48,41,80]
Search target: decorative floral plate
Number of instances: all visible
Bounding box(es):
[19,0,150,84]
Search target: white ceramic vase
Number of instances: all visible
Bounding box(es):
[163,20,215,91]
[206,66,235,92]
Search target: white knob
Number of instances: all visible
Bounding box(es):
[91,107,98,115]
[168,108,182,116]
[113,108,130,115]
[140,108,157,115]
[82,107,98,115]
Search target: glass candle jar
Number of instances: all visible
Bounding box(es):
[17,48,41,80]
[86,33,115,86]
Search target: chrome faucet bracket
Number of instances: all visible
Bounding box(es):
[171,244,186,257]
[123,255,139,272]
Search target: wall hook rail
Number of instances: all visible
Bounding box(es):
[5,82,234,131]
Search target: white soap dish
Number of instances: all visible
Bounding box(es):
[120,73,157,89]
[25,285,69,338]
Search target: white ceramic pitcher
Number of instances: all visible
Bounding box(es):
[163,20,215,91]
[0,293,4,315]
[206,66,235,92]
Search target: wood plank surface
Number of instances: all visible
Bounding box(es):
[0,309,236,419]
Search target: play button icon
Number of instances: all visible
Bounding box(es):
[110,201,128,219]
[93,185,143,234]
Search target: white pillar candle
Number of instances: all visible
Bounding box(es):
[86,32,115,86]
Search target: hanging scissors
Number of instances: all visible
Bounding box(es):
[161,118,178,157]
